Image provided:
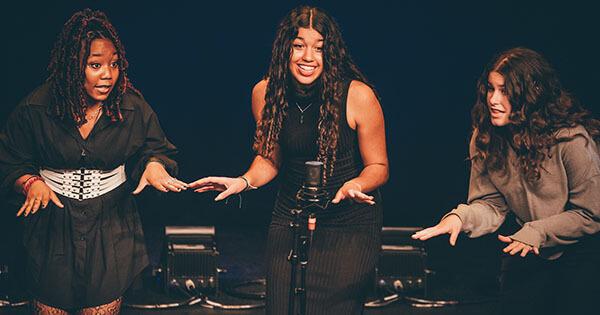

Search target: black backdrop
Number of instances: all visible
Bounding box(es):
[1,0,599,231]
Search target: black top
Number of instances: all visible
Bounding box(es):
[0,83,177,195]
[274,79,382,224]
[265,80,383,314]
[0,82,177,308]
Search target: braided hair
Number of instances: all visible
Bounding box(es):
[47,8,139,126]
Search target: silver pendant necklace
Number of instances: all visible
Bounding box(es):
[296,102,313,124]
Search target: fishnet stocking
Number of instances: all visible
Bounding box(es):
[77,297,122,315]
[31,300,69,315]
[31,297,122,315]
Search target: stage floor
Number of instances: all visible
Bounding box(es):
[0,225,500,314]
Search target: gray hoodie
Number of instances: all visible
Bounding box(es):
[446,125,600,259]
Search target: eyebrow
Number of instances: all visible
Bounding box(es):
[294,36,324,42]
[90,52,118,57]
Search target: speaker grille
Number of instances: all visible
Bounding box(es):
[170,251,217,277]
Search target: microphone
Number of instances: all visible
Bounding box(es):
[296,161,330,211]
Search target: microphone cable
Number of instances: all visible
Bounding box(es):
[125,277,265,310]
[186,279,264,310]
[123,280,202,310]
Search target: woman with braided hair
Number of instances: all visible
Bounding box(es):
[0,9,185,314]
[412,47,600,315]
[189,6,388,314]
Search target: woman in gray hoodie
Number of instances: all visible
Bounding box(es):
[413,47,600,315]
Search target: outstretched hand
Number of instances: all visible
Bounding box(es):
[331,181,375,205]
[133,161,187,194]
[498,235,539,257]
[188,176,247,201]
[17,180,64,217]
[411,214,463,246]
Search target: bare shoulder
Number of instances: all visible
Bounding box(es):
[347,80,382,128]
[348,80,378,109]
[252,79,268,99]
[252,79,268,120]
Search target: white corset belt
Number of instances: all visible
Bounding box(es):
[39,165,127,201]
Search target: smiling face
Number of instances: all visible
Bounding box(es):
[84,38,120,106]
[487,71,512,127]
[289,27,324,85]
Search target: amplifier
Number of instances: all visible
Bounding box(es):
[164,226,219,295]
[377,227,428,293]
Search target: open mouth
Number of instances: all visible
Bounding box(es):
[95,85,112,93]
[297,64,317,76]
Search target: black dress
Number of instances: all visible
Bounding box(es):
[265,80,383,314]
[0,83,177,309]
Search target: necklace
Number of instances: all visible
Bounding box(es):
[296,102,313,124]
[86,104,103,124]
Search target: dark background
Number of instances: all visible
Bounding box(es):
[1,0,599,277]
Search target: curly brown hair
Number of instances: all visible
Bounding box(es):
[47,8,139,126]
[471,47,600,180]
[253,6,374,182]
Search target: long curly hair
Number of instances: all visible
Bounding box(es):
[471,47,600,180]
[47,8,139,126]
[253,6,373,182]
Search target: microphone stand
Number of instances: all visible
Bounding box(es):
[288,184,329,315]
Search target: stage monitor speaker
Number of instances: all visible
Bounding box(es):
[164,226,219,295]
[377,226,428,293]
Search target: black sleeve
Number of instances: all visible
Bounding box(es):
[0,102,39,196]
[129,100,178,182]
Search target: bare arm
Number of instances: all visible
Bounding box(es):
[241,79,279,187]
[332,81,389,204]
[348,80,389,191]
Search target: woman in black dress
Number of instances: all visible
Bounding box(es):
[189,6,388,314]
[0,9,186,314]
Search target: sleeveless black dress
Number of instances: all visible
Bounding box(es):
[265,80,383,314]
